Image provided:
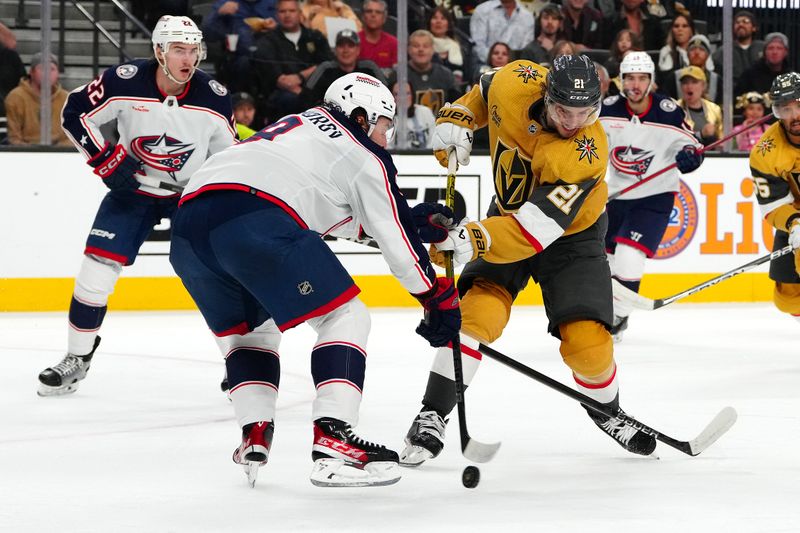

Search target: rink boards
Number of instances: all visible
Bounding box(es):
[0,151,776,311]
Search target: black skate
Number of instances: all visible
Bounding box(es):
[610,315,629,343]
[38,337,101,397]
[585,400,656,456]
[310,417,400,487]
[232,421,274,488]
[399,410,447,467]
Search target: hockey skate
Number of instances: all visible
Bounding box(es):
[38,337,101,397]
[399,410,447,467]
[585,402,657,456]
[309,417,401,487]
[610,315,629,343]
[232,421,274,488]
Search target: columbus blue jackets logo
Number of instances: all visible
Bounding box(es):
[130,134,195,179]
[611,145,655,176]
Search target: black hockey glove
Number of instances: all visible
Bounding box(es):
[411,202,456,243]
[88,143,142,190]
[675,145,704,173]
[414,277,461,347]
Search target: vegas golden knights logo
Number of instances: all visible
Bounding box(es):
[492,141,534,212]
[417,89,446,115]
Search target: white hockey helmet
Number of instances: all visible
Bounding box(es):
[152,15,206,84]
[619,51,655,99]
[324,73,396,137]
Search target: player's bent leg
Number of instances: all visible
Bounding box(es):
[401,279,512,466]
[38,255,122,396]
[560,319,656,456]
[610,243,647,342]
[305,298,399,487]
[773,282,800,323]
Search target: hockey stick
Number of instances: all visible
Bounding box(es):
[613,244,795,311]
[478,343,737,456]
[137,176,185,194]
[607,113,774,202]
[445,153,501,463]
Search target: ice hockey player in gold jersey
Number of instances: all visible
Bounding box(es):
[749,72,800,322]
[400,55,658,465]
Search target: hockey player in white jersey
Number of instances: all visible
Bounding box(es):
[169,72,462,487]
[38,16,236,396]
[599,52,704,341]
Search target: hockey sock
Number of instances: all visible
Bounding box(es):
[574,364,619,406]
[68,296,107,356]
[68,255,121,355]
[611,244,647,317]
[227,347,280,428]
[307,299,370,426]
[422,335,482,416]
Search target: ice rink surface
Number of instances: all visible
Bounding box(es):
[0,303,797,532]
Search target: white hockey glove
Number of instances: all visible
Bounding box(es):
[432,103,475,168]
[789,218,800,250]
[430,220,491,267]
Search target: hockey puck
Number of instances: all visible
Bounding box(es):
[461,465,480,488]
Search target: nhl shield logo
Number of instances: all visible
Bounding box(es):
[298,281,314,295]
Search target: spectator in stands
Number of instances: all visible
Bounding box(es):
[306,29,386,104]
[732,91,769,152]
[549,39,577,63]
[391,29,458,115]
[595,61,610,98]
[358,0,397,74]
[735,32,792,95]
[676,65,722,147]
[0,25,25,145]
[663,35,718,101]
[517,3,563,64]
[605,29,642,78]
[560,0,605,51]
[428,6,475,84]
[203,0,276,91]
[390,80,435,149]
[302,0,361,40]
[608,0,664,51]
[473,41,513,82]
[4,53,70,146]
[657,13,695,93]
[233,91,258,139]
[711,10,763,84]
[469,0,534,62]
[0,21,17,49]
[251,0,332,120]
[233,91,257,126]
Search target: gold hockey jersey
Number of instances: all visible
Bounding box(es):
[456,60,608,264]
[749,122,800,232]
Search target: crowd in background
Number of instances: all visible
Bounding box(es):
[0,0,796,150]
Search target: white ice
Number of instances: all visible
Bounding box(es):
[1,304,798,532]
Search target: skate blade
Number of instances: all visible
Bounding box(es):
[309,458,401,487]
[399,444,433,467]
[37,382,80,397]
[243,461,261,488]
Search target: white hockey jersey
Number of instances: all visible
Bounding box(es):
[182,106,437,296]
[62,59,236,197]
[599,93,700,200]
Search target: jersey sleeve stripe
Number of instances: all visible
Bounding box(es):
[512,203,566,251]
[758,192,794,220]
[511,215,544,253]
